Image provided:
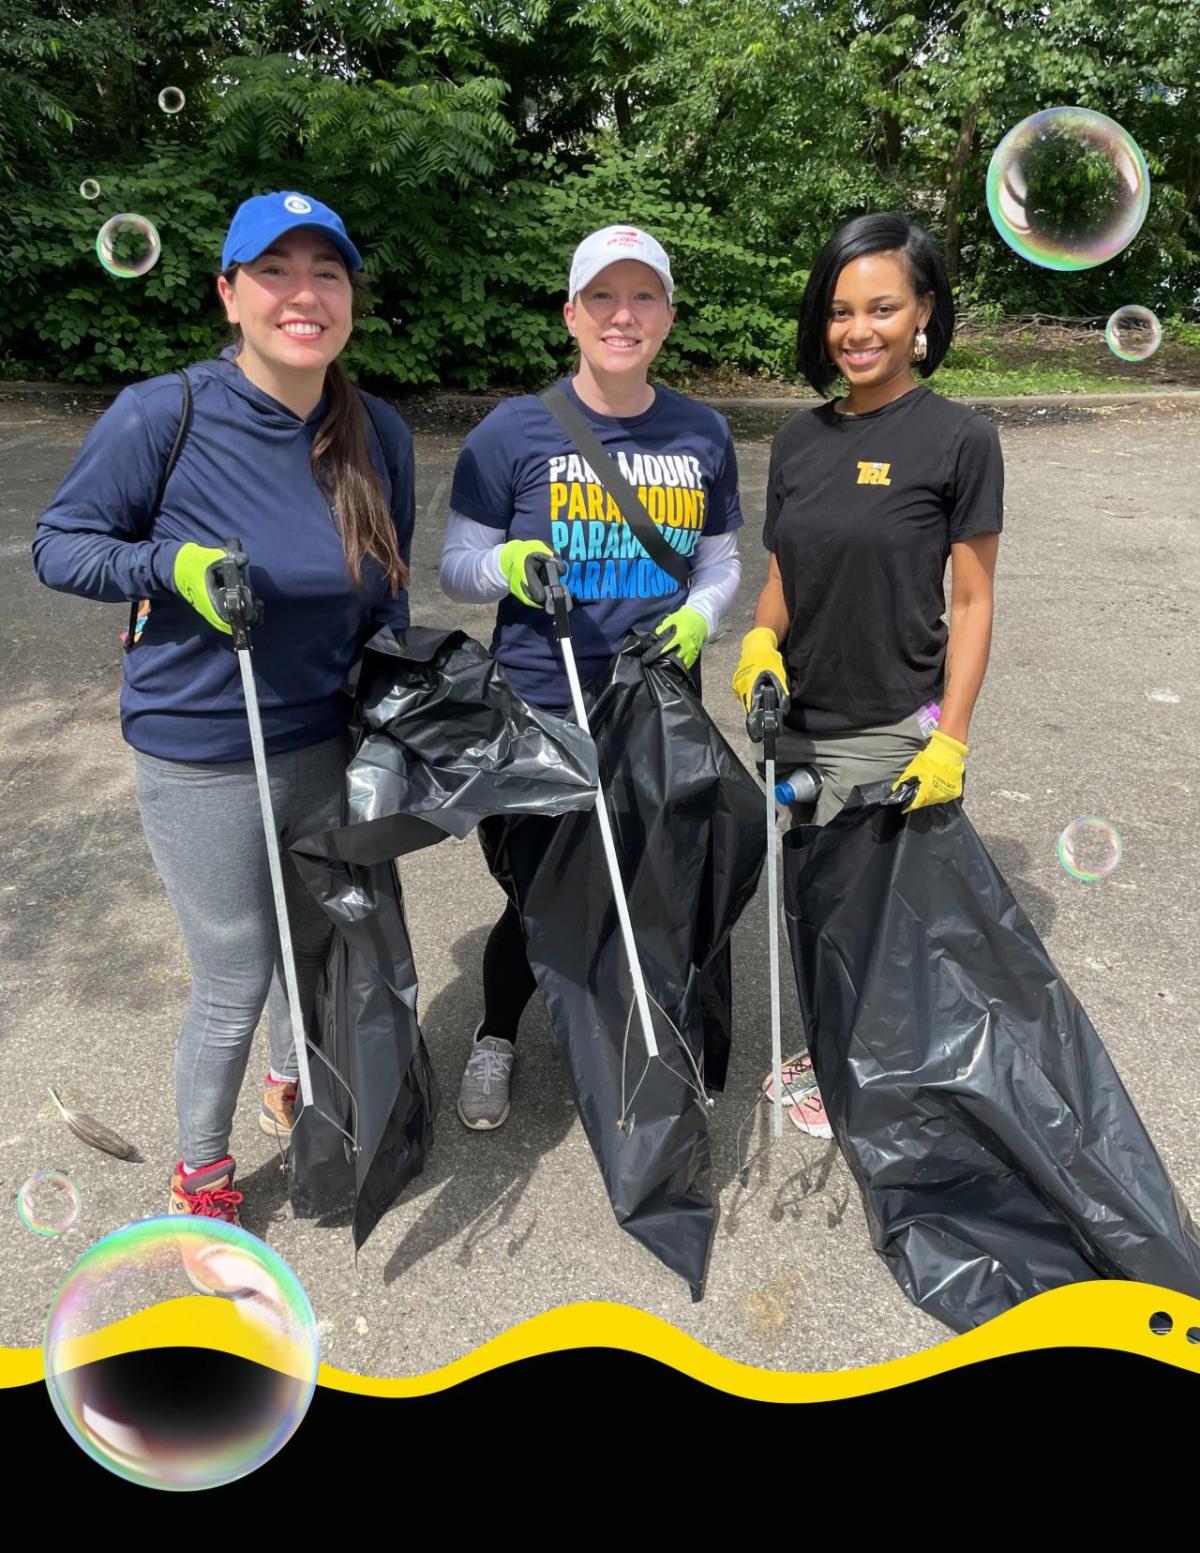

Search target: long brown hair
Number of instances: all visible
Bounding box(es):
[221,262,409,596]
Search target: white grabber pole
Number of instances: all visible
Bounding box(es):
[748,678,784,1137]
[214,539,316,1113]
[540,572,659,1063]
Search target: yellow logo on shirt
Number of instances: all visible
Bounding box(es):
[856,461,892,485]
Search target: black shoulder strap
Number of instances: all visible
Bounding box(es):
[126,369,192,653]
[358,391,393,496]
[154,368,193,509]
[539,384,690,587]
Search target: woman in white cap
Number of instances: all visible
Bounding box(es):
[33,191,416,1220]
[440,224,744,1130]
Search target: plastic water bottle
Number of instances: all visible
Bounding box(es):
[775,766,821,806]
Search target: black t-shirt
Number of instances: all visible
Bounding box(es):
[763,384,1004,733]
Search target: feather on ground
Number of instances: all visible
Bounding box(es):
[48,1087,140,1161]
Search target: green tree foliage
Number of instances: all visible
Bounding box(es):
[1,0,1197,387]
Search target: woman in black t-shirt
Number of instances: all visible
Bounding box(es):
[732,211,1003,1134]
[734,211,1003,815]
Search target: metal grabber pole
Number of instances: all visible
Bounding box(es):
[747,678,784,1136]
[540,572,659,1064]
[214,539,316,1113]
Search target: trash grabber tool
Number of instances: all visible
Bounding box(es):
[746,675,784,1135]
[215,538,316,1113]
[535,562,659,1066]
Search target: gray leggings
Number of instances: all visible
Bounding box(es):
[134,734,348,1167]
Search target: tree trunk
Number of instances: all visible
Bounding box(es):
[944,103,978,287]
[686,93,738,183]
[1169,135,1200,237]
[614,88,633,141]
[874,104,903,174]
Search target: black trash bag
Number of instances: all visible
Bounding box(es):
[782,782,1200,1333]
[288,626,599,1250]
[480,640,765,1298]
[334,624,597,857]
[287,852,436,1251]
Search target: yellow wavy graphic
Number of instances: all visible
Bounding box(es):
[3,1281,1197,1399]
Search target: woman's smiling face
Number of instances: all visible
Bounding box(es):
[825,251,933,390]
[564,259,675,381]
[217,228,354,375]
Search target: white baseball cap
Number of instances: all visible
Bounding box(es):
[568,225,674,302]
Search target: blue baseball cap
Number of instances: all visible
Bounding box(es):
[221,191,363,272]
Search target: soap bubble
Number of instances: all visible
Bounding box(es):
[79,179,101,201]
[96,214,161,279]
[157,86,186,115]
[1105,305,1162,361]
[987,108,1150,270]
[1057,816,1123,882]
[44,1217,319,1491]
[17,1171,81,1237]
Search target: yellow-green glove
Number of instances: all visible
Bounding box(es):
[732,626,788,712]
[173,543,233,635]
[499,539,567,607]
[893,729,969,811]
[645,605,708,669]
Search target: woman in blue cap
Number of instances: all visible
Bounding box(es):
[34,192,416,1221]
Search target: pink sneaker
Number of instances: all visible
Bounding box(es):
[762,1051,833,1139]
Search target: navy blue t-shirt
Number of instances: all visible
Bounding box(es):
[33,352,415,761]
[450,377,743,710]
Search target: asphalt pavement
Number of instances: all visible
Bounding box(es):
[1,391,1197,1376]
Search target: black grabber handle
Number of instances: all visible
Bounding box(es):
[213,537,263,652]
[746,677,781,761]
[530,553,573,640]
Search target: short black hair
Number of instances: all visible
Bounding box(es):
[796,212,955,395]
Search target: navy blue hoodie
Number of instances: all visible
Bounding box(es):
[32,352,415,762]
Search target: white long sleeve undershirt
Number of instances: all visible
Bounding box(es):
[438,511,742,635]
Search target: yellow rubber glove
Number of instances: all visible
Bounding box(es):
[893,729,969,811]
[732,627,788,712]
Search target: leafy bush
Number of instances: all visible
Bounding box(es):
[3,142,801,388]
[4,0,1200,391]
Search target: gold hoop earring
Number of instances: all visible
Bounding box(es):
[911,328,928,364]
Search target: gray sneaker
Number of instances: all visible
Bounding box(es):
[456,1029,516,1130]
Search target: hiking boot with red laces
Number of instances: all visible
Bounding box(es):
[169,1159,247,1296]
[169,1157,243,1223]
[260,1074,297,1141]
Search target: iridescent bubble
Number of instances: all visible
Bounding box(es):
[1105,305,1162,362]
[44,1217,319,1491]
[157,86,186,115]
[79,179,101,202]
[17,1171,81,1237]
[1057,816,1123,882]
[96,214,162,279]
[987,108,1150,271]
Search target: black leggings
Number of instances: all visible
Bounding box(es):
[481,901,537,1043]
[480,652,712,1049]
[481,897,733,1087]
